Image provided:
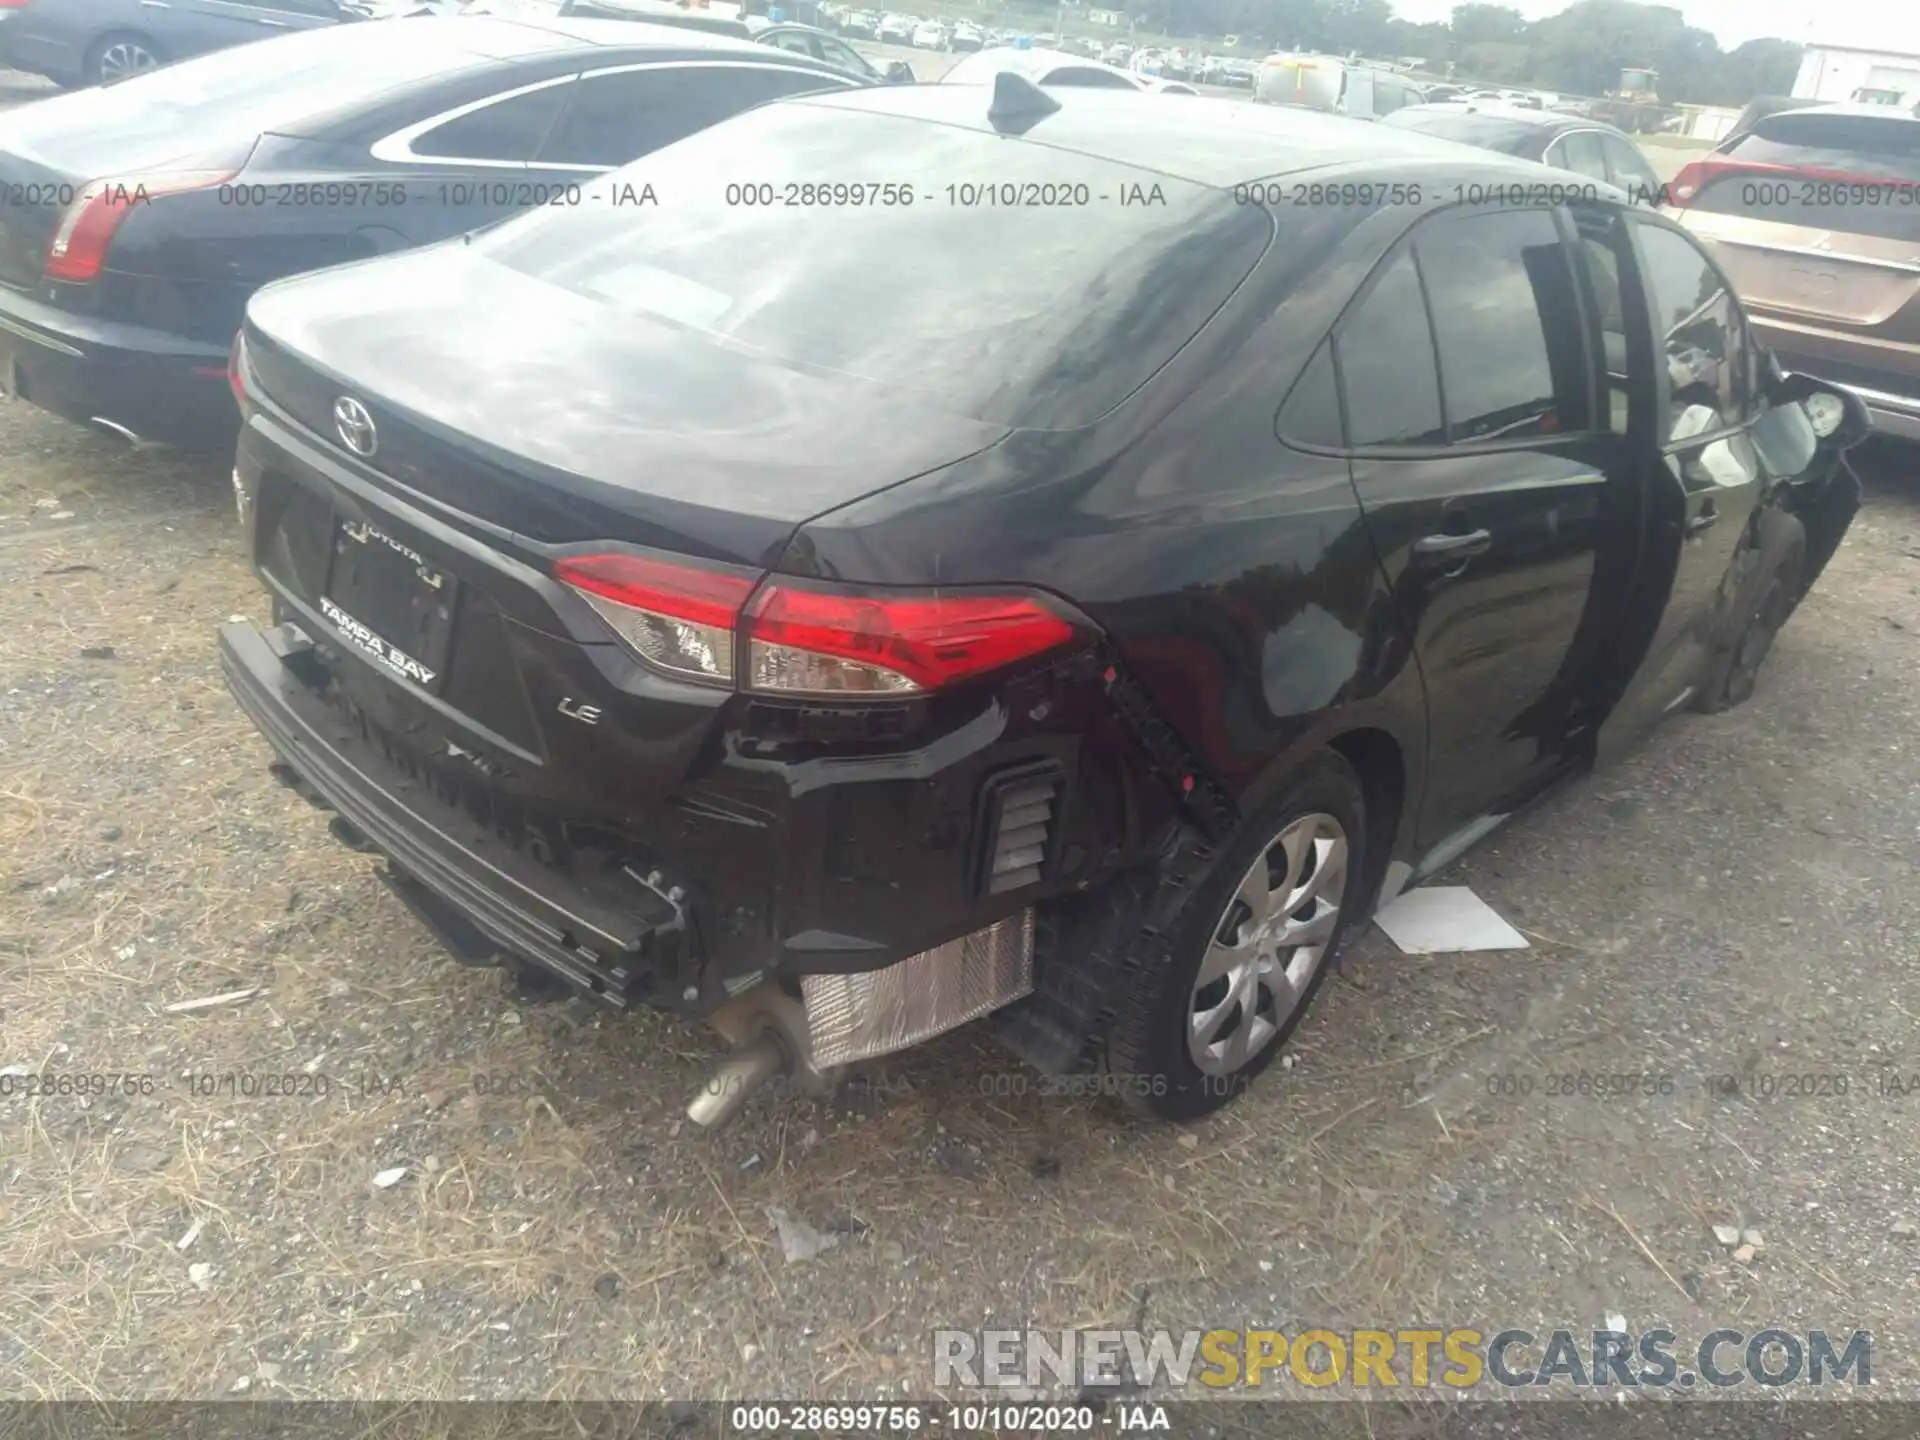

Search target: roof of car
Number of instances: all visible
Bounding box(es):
[790,83,1583,187]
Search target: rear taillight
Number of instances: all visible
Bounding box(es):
[745,582,1073,694]
[555,552,1077,695]
[227,331,248,407]
[555,552,757,684]
[1667,160,1707,205]
[44,169,233,283]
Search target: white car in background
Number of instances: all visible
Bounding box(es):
[943,45,1193,94]
[950,20,983,50]
[876,11,914,42]
[1101,41,1131,65]
[911,18,947,48]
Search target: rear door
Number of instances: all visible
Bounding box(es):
[170,0,338,60]
[1597,212,1771,751]
[1336,203,1626,846]
[1668,109,1920,388]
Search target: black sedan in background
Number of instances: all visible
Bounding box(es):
[218,80,1866,1123]
[1383,101,1664,200]
[0,18,861,448]
[0,0,345,87]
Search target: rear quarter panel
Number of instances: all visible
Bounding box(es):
[781,184,1447,846]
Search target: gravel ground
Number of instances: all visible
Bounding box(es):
[0,61,1915,1408]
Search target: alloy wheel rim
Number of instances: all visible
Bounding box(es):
[100,43,157,81]
[1187,812,1349,1076]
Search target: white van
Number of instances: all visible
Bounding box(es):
[1255,53,1420,119]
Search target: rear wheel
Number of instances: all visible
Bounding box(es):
[1694,511,1806,713]
[85,32,164,86]
[1104,753,1366,1122]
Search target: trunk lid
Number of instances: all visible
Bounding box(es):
[0,95,260,291]
[243,242,1010,568]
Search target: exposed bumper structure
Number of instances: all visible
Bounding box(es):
[218,619,692,1007]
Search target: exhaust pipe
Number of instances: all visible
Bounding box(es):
[686,1032,787,1128]
[685,981,841,1129]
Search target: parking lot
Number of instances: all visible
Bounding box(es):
[1,56,1917,1406]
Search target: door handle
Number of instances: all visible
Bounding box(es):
[1412,528,1493,562]
[255,14,289,22]
[1685,506,1718,535]
[138,2,171,8]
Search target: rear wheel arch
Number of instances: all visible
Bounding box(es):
[1326,726,1406,916]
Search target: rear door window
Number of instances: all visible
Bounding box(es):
[536,64,851,168]
[1335,251,1445,447]
[412,81,571,162]
[1551,130,1609,182]
[1689,111,1920,241]
[1599,134,1659,196]
[1632,220,1754,442]
[1414,207,1591,442]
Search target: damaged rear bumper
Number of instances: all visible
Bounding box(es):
[219,619,696,1006]
[218,620,1040,1080]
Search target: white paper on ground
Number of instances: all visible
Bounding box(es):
[1373,885,1529,954]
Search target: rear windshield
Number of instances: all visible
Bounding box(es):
[478,101,1272,429]
[1695,111,1920,241]
[1380,109,1539,154]
[1262,61,1340,101]
[0,25,500,168]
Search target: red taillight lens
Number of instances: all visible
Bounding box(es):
[1667,160,1707,205]
[554,552,757,684]
[227,331,248,407]
[554,552,1078,694]
[44,170,233,283]
[745,583,1075,695]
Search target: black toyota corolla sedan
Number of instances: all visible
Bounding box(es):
[0,17,861,449]
[1383,101,1665,200]
[217,79,1869,1123]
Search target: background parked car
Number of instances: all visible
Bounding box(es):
[876,11,911,42]
[1255,53,1419,118]
[942,46,1177,93]
[1663,105,1920,442]
[0,0,346,87]
[0,17,862,450]
[949,20,982,51]
[556,0,747,34]
[910,18,945,49]
[1382,102,1662,199]
[746,16,909,82]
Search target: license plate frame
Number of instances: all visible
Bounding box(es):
[321,514,459,694]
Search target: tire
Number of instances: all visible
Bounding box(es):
[1103,751,1367,1122]
[1693,510,1806,714]
[84,31,164,85]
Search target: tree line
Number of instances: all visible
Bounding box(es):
[1122,0,1802,106]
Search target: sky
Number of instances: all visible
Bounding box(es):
[1384,0,1920,53]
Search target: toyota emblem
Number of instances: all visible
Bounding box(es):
[333,396,378,457]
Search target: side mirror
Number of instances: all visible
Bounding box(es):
[885,59,913,82]
[1765,365,1873,451]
